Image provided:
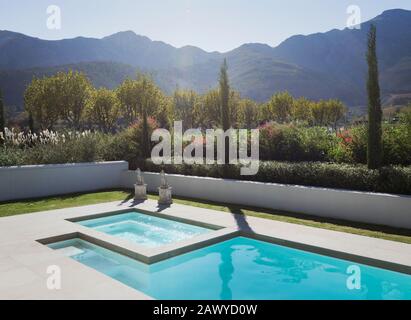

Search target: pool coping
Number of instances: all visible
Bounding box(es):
[39,229,411,276]
[1,198,411,299]
[38,228,239,265]
[67,207,224,231]
[39,207,234,264]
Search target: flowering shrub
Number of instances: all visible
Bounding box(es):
[331,124,411,165]
[337,130,353,145]
[259,123,337,162]
[101,118,159,167]
[0,127,107,166]
[0,127,93,148]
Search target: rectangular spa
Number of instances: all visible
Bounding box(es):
[48,236,411,300]
[75,211,212,247]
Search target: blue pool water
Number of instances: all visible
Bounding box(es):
[76,211,211,247]
[49,237,411,300]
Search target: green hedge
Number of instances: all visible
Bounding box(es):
[139,160,411,195]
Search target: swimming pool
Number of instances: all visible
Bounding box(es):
[48,236,411,300]
[75,211,212,247]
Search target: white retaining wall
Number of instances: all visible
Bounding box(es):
[1,162,409,229]
[0,162,128,202]
[122,171,411,229]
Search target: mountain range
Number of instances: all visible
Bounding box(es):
[1,8,411,112]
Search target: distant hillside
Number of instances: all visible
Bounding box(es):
[1,9,411,110]
[270,9,411,103]
[381,57,411,94]
[382,93,411,106]
[0,30,219,70]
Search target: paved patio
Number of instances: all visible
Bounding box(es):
[1,198,411,300]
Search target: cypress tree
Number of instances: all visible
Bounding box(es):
[219,59,231,166]
[219,59,230,131]
[142,106,150,159]
[366,24,383,169]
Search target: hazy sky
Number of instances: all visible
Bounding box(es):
[1,0,411,52]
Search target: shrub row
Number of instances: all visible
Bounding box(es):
[140,160,411,196]
[0,133,111,166]
[2,122,410,166]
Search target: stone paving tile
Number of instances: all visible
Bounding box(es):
[0,267,41,293]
